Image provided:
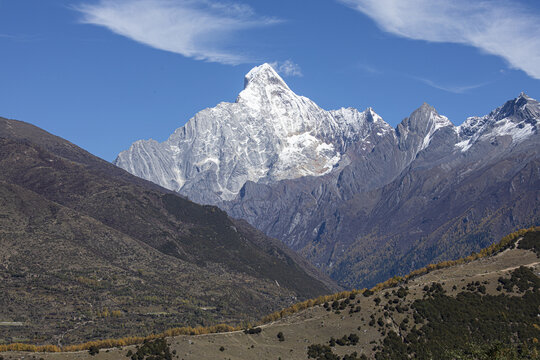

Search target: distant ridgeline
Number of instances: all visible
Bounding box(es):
[1,227,538,355]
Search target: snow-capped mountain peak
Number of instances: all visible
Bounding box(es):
[456,93,539,151]
[115,64,390,204]
[242,63,290,91]
[365,107,383,123]
[493,92,540,121]
[400,103,453,133]
[396,102,455,152]
[236,63,295,110]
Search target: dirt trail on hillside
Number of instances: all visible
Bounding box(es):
[497,261,540,273]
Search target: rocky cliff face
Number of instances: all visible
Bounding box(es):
[115,65,540,288]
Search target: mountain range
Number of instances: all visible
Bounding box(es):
[115,64,540,288]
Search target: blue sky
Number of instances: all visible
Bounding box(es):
[1,0,540,161]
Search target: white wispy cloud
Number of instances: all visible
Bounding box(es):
[339,0,540,80]
[356,62,381,75]
[269,60,303,77]
[409,76,491,94]
[74,0,281,65]
[0,33,40,41]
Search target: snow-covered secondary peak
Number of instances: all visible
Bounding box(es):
[396,102,455,152]
[365,107,384,124]
[493,92,540,121]
[404,103,453,131]
[456,93,539,152]
[114,64,392,204]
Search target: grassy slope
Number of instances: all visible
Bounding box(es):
[5,229,538,359]
[0,118,336,346]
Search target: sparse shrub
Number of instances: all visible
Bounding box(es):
[498,266,540,293]
[307,344,339,360]
[348,333,359,346]
[396,287,408,298]
[336,336,348,346]
[244,327,262,335]
[128,338,172,360]
[517,230,540,255]
[88,345,99,356]
[342,352,359,360]
[329,337,336,347]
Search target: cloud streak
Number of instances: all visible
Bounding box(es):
[75,0,280,65]
[356,62,381,75]
[409,76,491,94]
[0,33,41,41]
[339,0,540,80]
[269,60,302,77]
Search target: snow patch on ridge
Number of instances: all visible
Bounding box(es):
[421,113,453,151]
[456,119,535,152]
[456,94,540,152]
